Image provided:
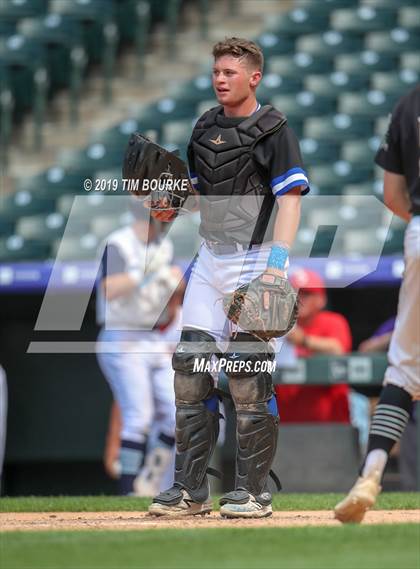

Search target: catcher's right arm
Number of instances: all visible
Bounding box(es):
[122,133,197,222]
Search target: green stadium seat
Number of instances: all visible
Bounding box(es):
[400,52,420,74]
[399,6,420,31]
[52,233,99,261]
[366,0,419,7]
[272,93,336,127]
[366,28,420,55]
[0,20,17,38]
[58,142,124,174]
[136,98,195,136]
[15,167,89,199]
[374,115,391,137]
[256,33,295,58]
[331,6,397,33]
[169,75,215,105]
[0,190,55,222]
[269,53,334,76]
[89,119,142,152]
[341,137,381,163]
[56,193,127,220]
[50,0,114,63]
[294,0,359,12]
[0,235,51,261]
[342,181,382,196]
[305,71,369,96]
[0,214,14,237]
[335,50,397,76]
[297,31,364,56]
[309,160,373,194]
[15,212,90,241]
[165,212,202,259]
[304,114,373,141]
[338,90,396,118]
[300,138,340,166]
[371,70,419,98]
[257,74,303,104]
[90,214,130,240]
[264,6,329,36]
[343,228,382,255]
[18,15,82,92]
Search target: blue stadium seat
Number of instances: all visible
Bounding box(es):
[398,6,420,31]
[52,234,99,261]
[272,92,336,120]
[300,138,340,166]
[371,70,419,98]
[400,52,420,73]
[264,6,329,36]
[257,33,295,58]
[0,235,51,261]
[257,73,303,104]
[341,137,381,164]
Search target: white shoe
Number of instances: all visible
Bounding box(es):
[334,471,382,524]
[219,490,273,519]
[148,486,212,517]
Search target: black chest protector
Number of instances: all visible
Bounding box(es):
[190,104,287,245]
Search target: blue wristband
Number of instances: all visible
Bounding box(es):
[267,245,289,271]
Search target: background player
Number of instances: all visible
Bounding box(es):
[96,198,183,495]
[335,85,420,523]
[148,37,309,518]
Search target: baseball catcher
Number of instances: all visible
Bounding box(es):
[122,133,197,222]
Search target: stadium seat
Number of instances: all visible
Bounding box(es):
[341,137,381,164]
[89,118,142,151]
[18,15,82,92]
[0,191,55,221]
[50,0,114,63]
[256,33,295,58]
[309,160,373,194]
[257,74,303,104]
[374,116,390,137]
[365,28,420,55]
[294,0,359,12]
[15,212,89,241]
[271,92,336,120]
[335,50,397,76]
[342,181,382,196]
[15,167,89,199]
[264,6,329,36]
[366,0,419,7]
[400,52,420,74]
[56,193,128,220]
[331,6,397,33]
[90,214,130,240]
[0,214,14,238]
[304,114,373,141]
[58,142,123,174]
[52,233,99,261]
[300,138,340,166]
[338,90,396,117]
[169,75,215,105]
[343,228,382,255]
[398,6,420,31]
[164,212,202,259]
[305,71,369,96]
[297,30,364,56]
[371,70,419,98]
[269,53,334,76]
[0,235,51,261]
[135,98,195,136]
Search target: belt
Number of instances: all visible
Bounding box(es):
[205,240,260,254]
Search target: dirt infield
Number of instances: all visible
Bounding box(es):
[1,510,419,531]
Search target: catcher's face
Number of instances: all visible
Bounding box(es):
[212,55,261,109]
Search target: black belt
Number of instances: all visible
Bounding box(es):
[205,240,261,255]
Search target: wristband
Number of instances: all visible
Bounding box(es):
[267,244,289,271]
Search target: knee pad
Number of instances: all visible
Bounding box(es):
[225,333,277,415]
[173,328,217,404]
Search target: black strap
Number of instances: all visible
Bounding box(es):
[207,466,222,480]
[269,469,282,491]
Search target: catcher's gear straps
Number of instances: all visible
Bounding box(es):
[172,328,220,502]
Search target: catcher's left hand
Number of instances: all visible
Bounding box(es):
[122,132,196,222]
[223,273,298,342]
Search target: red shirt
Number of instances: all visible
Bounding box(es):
[275,311,352,423]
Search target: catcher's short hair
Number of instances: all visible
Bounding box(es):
[212,37,264,72]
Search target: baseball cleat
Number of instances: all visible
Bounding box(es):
[219,490,273,519]
[334,470,382,524]
[148,486,212,517]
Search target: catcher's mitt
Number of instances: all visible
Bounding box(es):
[122,132,195,221]
[223,273,298,342]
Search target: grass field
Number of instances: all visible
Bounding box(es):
[1,493,419,569]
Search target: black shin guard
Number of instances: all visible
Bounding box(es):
[172,329,220,502]
[226,333,279,497]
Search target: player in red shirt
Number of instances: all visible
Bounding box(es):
[275,269,352,422]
